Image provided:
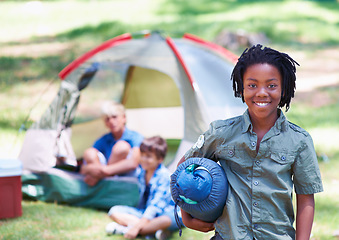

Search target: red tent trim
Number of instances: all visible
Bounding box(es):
[58,33,132,80]
[165,36,195,90]
[58,32,237,86]
[183,33,239,64]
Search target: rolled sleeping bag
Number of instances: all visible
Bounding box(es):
[170,157,228,223]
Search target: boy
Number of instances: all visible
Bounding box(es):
[177,45,323,240]
[80,101,143,186]
[106,136,183,239]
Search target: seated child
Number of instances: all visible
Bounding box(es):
[106,136,183,239]
[80,101,143,186]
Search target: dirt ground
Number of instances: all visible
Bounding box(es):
[291,47,339,107]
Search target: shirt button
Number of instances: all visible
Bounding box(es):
[255,160,260,165]
[253,181,259,186]
[251,142,256,147]
[281,156,286,161]
[253,202,258,207]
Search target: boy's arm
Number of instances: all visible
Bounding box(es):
[181,209,215,232]
[104,147,140,176]
[82,147,140,183]
[296,194,315,240]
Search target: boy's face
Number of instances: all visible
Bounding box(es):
[104,113,126,135]
[140,151,162,172]
[243,63,282,122]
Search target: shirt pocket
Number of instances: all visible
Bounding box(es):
[268,150,295,174]
[216,145,251,175]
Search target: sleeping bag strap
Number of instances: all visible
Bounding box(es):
[174,201,183,236]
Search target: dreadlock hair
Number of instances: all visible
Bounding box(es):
[231,44,299,111]
[140,136,168,160]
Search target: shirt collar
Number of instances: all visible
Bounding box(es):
[241,109,288,134]
[242,109,252,133]
[275,109,288,133]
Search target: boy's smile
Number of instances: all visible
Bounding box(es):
[243,63,282,123]
[140,151,161,172]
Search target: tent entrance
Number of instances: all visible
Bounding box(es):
[123,66,181,108]
[71,66,183,159]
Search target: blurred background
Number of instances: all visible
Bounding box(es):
[0,0,339,239]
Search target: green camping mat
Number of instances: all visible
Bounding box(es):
[21,168,140,210]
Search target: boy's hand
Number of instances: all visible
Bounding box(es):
[181,209,215,232]
[81,164,107,186]
[124,227,139,239]
[81,164,106,178]
[124,218,149,239]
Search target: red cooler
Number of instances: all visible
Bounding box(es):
[0,159,22,219]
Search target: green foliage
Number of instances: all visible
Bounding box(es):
[1,0,338,88]
[0,56,64,89]
[0,108,30,130]
[156,0,339,46]
[164,139,181,166]
[287,85,339,130]
[287,102,339,130]
[56,21,129,42]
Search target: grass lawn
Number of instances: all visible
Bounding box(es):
[1,0,339,239]
[0,201,214,240]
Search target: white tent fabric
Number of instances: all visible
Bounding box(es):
[19,31,245,172]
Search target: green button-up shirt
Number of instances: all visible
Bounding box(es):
[184,110,323,240]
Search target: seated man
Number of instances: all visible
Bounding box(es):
[80,101,144,186]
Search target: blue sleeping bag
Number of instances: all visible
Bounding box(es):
[170,157,228,223]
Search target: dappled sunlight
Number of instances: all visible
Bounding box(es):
[0,0,163,43]
[0,42,72,58]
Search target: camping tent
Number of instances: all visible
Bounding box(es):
[19,31,246,209]
[19,31,245,173]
